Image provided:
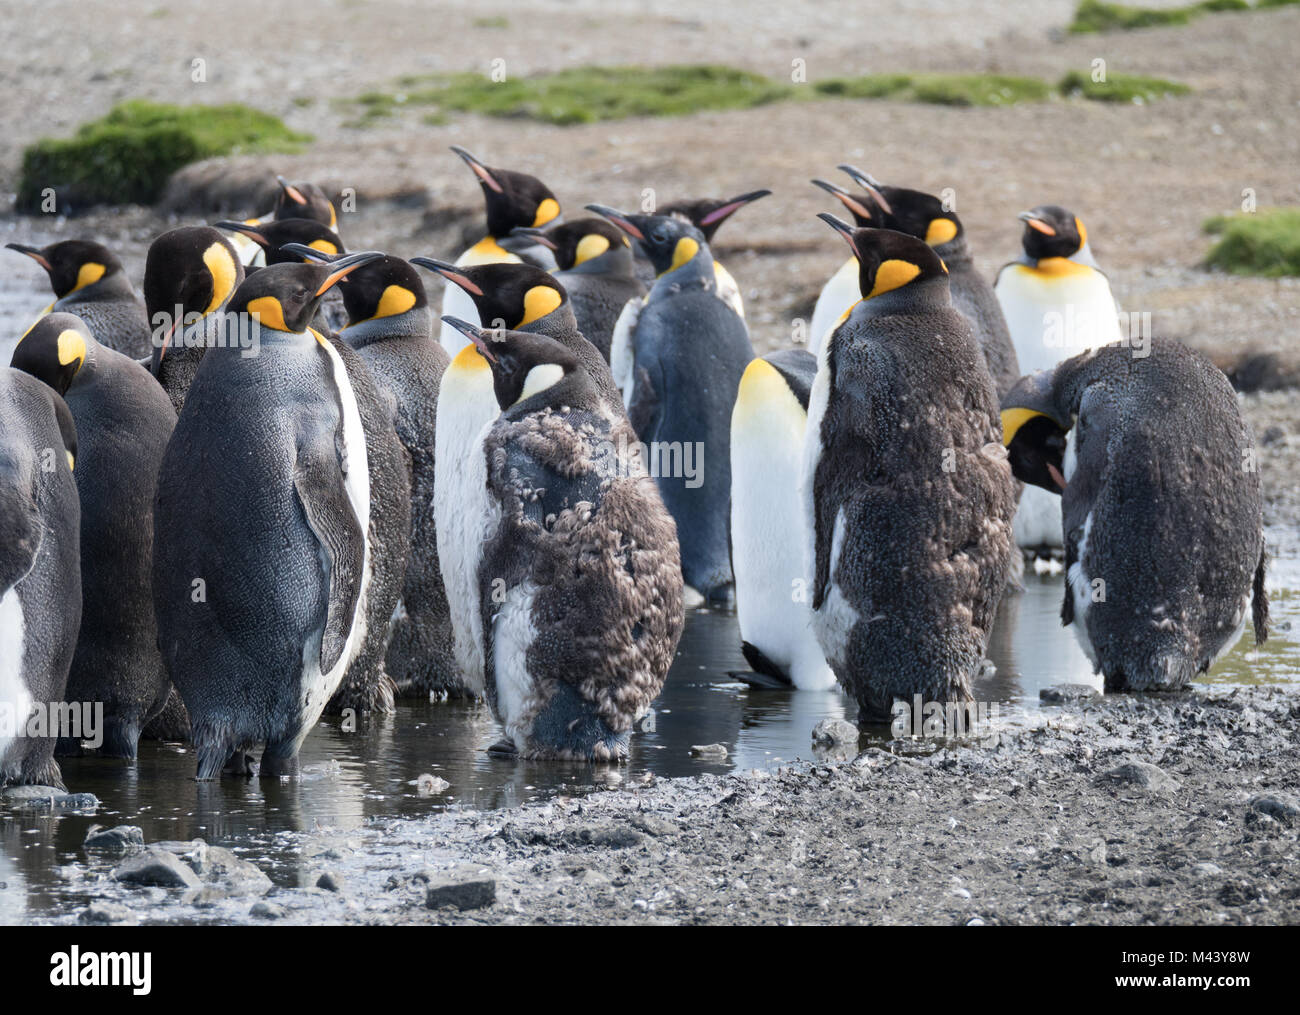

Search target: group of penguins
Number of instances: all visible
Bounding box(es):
[0,147,1271,787]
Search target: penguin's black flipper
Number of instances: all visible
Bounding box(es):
[734,641,793,689]
[292,460,365,673]
[626,364,660,439]
[1252,544,1269,645]
[762,348,817,411]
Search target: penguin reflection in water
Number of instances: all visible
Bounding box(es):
[1001,338,1268,692]
[441,316,684,761]
[153,252,406,779]
[805,220,1015,725]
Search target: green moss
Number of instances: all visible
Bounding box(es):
[812,74,914,100]
[1198,0,1250,10]
[1069,0,1196,32]
[18,100,311,211]
[814,73,1052,106]
[1204,209,1300,276]
[1058,70,1191,102]
[472,15,509,28]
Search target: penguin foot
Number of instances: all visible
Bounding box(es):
[259,752,300,779]
[98,719,142,760]
[222,751,258,778]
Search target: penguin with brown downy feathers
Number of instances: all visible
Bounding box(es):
[1001,338,1268,693]
[7,240,151,358]
[273,176,338,228]
[805,218,1014,725]
[11,313,175,759]
[441,316,683,760]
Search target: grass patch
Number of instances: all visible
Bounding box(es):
[473,15,509,28]
[1069,0,1269,33]
[1058,70,1191,102]
[815,73,1052,106]
[1204,208,1300,276]
[18,100,310,211]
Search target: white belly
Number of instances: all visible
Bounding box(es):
[809,508,859,674]
[609,296,643,407]
[713,261,745,319]
[731,361,834,689]
[438,243,522,355]
[434,347,501,692]
[995,265,1122,376]
[0,587,31,765]
[491,582,540,747]
[1064,510,1098,666]
[808,258,859,355]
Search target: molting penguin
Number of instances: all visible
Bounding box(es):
[438,147,561,355]
[587,205,754,606]
[996,205,1123,550]
[838,166,1020,397]
[292,245,458,697]
[11,313,176,759]
[807,174,884,354]
[648,190,772,318]
[442,316,684,760]
[152,252,401,778]
[412,258,621,694]
[510,217,645,362]
[729,348,834,689]
[0,368,80,788]
[142,226,244,415]
[1001,338,1268,692]
[804,218,1014,724]
[6,240,151,358]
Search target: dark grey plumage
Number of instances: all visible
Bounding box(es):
[0,369,81,788]
[1002,338,1268,692]
[557,257,646,363]
[761,347,817,409]
[934,236,1020,399]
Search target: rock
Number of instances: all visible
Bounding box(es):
[78,902,136,925]
[629,814,678,838]
[1194,862,1224,877]
[566,825,646,849]
[316,871,343,892]
[83,825,144,851]
[1100,760,1180,793]
[2,786,99,811]
[425,867,496,911]
[966,917,986,926]
[1248,793,1300,825]
[250,901,285,920]
[811,718,859,746]
[113,848,203,889]
[690,743,728,760]
[184,885,231,907]
[191,845,272,896]
[416,773,450,796]
[1040,684,1102,704]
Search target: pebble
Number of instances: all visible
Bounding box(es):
[316,871,344,892]
[1100,760,1181,793]
[78,902,136,925]
[1248,792,1299,825]
[83,825,145,851]
[690,743,728,760]
[416,773,450,796]
[250,901,286,920]
[112,848,203,889]
[810,718,860,746]
[425,867,496,911]
[1040,684,1102,704]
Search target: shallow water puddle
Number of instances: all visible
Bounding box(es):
[2,565,1296,919]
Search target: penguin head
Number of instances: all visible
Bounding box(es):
[838,167,962,248]
[818,216,948,301]
[6,239,127,300]
[272,176,338,229]
[226,251,385,334]
[441,315,584,412]
[1018,205,1089,262]
[811,177,880,227]
[585,205,708,278]
[658,189,772,242]
[10,312,92,397]
[510,218,631,271]
[1000,369,1071,494]
[215,218,345,265]
[450,146,561,238]
[412,257,567,330]
[143,226,244,348]
[288,248,428,326]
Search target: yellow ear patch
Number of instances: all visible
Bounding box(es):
[246,295,288,332]
[865,259,921,299]
[532,198,561,228]
[202,242,239,315]
[663,237,699,276]
[1074,216,1087,249]
[374,284,416,319]
[72,262,106,293]
[307,239,339,256]
[1001,407,1051,446]
[924,218,958,246]
[66,450,75,472]
[450,341,490,372]
[467,235,512,262]
[518,284,562,327]
[328,205,338,229]
[56,328,87,369]
[573,233,610,266]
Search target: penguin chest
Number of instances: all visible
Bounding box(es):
[609,296,644,407]
[713,261,745,319]
[1065,509,1099,666]
[438,239,521,355]
[0,587,31,761]
[995,264,1122,376]
[487,581,542,746]
[808,258,859,355]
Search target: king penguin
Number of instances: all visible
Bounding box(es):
[804,218,1014,725]
[729,348,834,689]
[509,217,646,362]
[441,316,684,760]
[10,313,176,759]
[215,219,348,332]
[289,244,458,698]
[438,147,561,355]
[225,176,340,268]
[152,252,406,778]
[1001,338,1268,692]
[0,367,80,788]
[142,226,245,415]
[807,174,884,354]
[996,205,1123,551]
[411,258,622,694]
[6,240,151,358]
[587,205,753,605]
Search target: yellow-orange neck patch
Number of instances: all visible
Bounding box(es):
[865,259,921,299]
[372,284,416,320]
[519,284,562,326]
[573,234,610,266]
[57,328,87,370]
[532,198,561,228]
[450,341,490,373]
[202,242,238,315]
[662,237,699,277]
[72,262,106,293]
[1001,407,1052,446]
[925,218,958,246]
[247,295,288,332]
[1026,257,1093,279]
[307,239,339,256]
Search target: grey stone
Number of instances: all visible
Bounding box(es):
[113,847,202,889]
[690,743,728,760]
[191,845,272,896]
[1040,684,1102,704]
[78,902,136,925]
[2,786,99,811]
[811,718,860,746]
[566,825,646,849]
[1249,793,1300,825]
[629,814,679,838]
[316,871,343,892]
[83,825,144,851]
[250,901,286,920]
[426,867,496,911]
[1100,760,1181,793]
